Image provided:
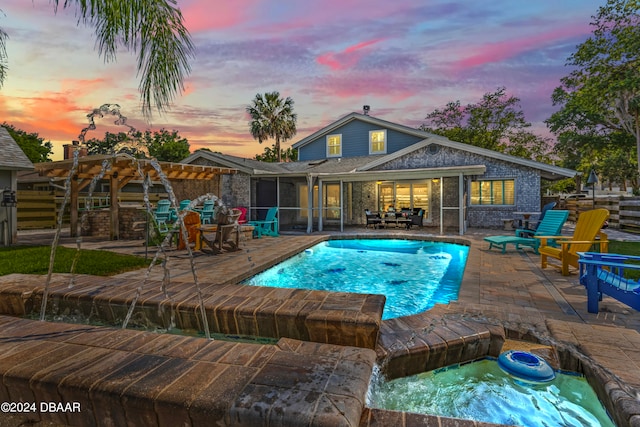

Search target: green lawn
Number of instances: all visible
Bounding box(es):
[604,241,640,280]
[0,245,150,276]
[608,240,640,257]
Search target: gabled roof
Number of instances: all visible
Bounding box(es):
[291,112,430,149]
[184,150,376,176]
[0,127,34,171]
[289,112,576,181]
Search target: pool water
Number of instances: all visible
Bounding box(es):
[368,358,615,427]
[242,239,468,319]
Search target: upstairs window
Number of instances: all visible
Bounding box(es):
[369,130,386,154]
[470,179,515,205]
[327,134,342,157]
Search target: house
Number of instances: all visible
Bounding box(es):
[0,127,34,244]
[184,112,576,234]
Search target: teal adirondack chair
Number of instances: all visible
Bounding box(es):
[249,207,278,238]
[200,200,215,224]
[170,199,192,221]
[153,200,172,232]
[485,210,569,254]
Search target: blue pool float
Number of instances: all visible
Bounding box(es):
[497,350,555,382]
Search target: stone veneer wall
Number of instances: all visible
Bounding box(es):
[81,207,148,239]
[373,144,542,228]
[183,157,248,208]
[81,209,110,238]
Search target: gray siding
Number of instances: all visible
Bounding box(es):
[298,120,423,161]
[375,144,541,228]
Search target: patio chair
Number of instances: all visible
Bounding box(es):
[249,207,278,238]
[516,201,557,237]
[234,207,248,224]
[410,209,424,227]
[484,210,569,254]
[147,210,177,247]
[365,210,382,229]
[578,252,640,313]
[153,200,172,232]
[200,200,215,224]
[217,208,242,252]
[177,210,202,250]
[536,208,609,276]
[171,199,192,221]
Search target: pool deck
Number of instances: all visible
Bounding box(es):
[4,226,640,426]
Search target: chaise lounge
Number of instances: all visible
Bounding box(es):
[484,209,569,254]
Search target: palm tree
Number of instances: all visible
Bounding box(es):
[246,92,297,162]
[0,1,194,119]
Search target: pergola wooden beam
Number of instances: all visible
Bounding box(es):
[35,154,237,239]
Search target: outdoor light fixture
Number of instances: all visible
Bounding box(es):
[587,169,598,209]
[1,188,16,207]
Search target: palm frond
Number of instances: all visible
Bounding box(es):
[55,0,194,120]
[0,26,8,88]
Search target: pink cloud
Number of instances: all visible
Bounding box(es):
[453,24,591,70]
[317,39,384,71]
[180,0,261,32]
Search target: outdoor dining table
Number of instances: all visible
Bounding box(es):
[513,211,541,229]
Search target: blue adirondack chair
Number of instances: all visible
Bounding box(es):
[153,200,172,232]
[579,252,640,313]
[200,200,215,224]
[249,207,278,238]
[484,210,569,254]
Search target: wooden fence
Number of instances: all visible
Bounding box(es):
[564,196,640,234]
[16,190,167,230]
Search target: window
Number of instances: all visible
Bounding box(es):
[326,134,342,157]
[369,130,386,154]
[470,179,515,205]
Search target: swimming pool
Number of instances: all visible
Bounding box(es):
[242,238,469,319]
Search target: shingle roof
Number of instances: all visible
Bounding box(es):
[0,127,34,171]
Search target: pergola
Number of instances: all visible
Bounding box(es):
[35,154,237,239]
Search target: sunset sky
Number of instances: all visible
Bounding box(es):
[1,0,603,160]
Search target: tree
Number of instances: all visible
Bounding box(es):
[0,1,194,118]
[548,0,640,189]
[85,131,145,157]
[254,143,298,162]
[1,122,53,163]
[246,92,297,163]
[142,129,190,162]
[421,87,551,160]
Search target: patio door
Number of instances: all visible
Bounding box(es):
[377,181,430,221]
